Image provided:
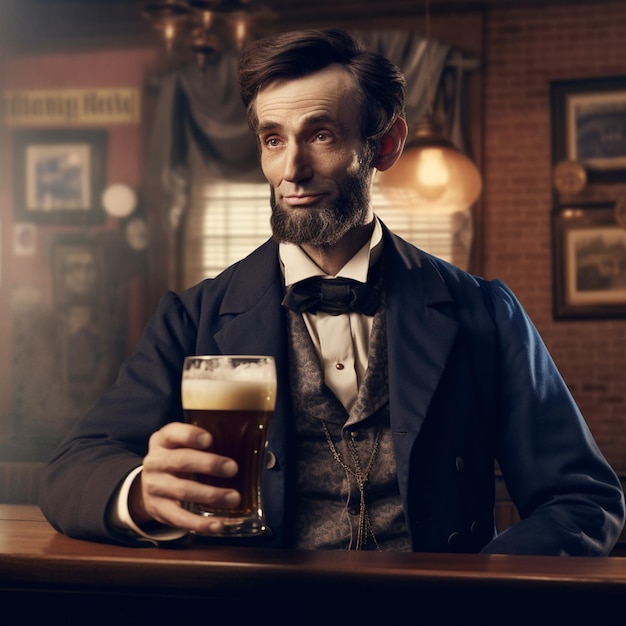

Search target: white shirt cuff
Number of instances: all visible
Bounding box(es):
[111,465,189,543]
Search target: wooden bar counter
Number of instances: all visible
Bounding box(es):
[1,504,625,623]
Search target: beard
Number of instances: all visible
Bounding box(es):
[270,167,372,247]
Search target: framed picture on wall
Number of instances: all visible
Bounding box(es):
[551,76,626,184]
[51,237,103,307]
[552,202,626,319]
[13,129,107,225]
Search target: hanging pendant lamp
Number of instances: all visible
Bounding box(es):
[378,115,482,215]
[377,0,482,215]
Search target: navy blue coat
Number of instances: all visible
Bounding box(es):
[39,225,625,554]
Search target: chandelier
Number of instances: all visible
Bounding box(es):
[143,0,274,67]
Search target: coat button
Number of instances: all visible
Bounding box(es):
[455,456,464,472]
[447,532,462,547]
[265,451,277,469]
[470,521,480,535]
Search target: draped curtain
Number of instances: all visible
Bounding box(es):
[142,30,476,292]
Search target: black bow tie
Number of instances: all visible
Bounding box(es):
[282,276,380,316]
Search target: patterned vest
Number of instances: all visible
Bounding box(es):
[284,304,411,551]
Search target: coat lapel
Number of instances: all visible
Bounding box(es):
[212,239,286,360]
[382,228,460,506]
[383,228,459,435]
[211,238,291,442]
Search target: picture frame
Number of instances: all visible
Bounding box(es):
[552,202,626,319]
[51,237,103,307]
[13,129,107,225]
[551,76,626,183]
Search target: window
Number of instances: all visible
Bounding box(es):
[183,180,272,288]
[182,179,471,288]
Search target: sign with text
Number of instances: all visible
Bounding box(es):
[2,88,141,126]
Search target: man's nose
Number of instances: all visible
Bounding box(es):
[282,142,313,182]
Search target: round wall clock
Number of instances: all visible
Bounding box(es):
[552,160,587,195]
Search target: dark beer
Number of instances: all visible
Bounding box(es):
[184,407,272,516]
[181,356,276,534]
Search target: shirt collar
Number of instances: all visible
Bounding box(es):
[279,217,383,287]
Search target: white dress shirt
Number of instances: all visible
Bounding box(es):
[280,218,383,412]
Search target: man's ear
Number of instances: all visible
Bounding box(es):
[373,117,408,172]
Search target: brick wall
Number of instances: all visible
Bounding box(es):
[483,2,626,472]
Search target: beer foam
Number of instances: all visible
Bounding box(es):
[182,377,276,411]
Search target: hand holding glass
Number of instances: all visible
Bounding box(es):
[181,355,276,536]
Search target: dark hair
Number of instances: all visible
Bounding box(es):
[237,28,406,143]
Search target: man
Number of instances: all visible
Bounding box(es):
[40,29,624,554]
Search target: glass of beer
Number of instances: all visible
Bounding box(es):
[181,355,277,536]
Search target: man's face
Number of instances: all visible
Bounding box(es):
[254,64,375,247]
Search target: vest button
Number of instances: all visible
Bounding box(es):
[455,456,464,472]
[335,362,345,370]
[265,451,277,469]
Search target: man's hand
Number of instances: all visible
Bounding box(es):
[129,422,241,534]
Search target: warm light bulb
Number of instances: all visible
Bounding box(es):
[200,10,213,29]
[235,19,248,49]
[164,21,176,50]
[415,148,450,200]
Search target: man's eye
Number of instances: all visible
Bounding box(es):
[266,137,281,147]
[315,132,330,142]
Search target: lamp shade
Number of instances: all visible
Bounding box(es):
[378,117,482,215]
